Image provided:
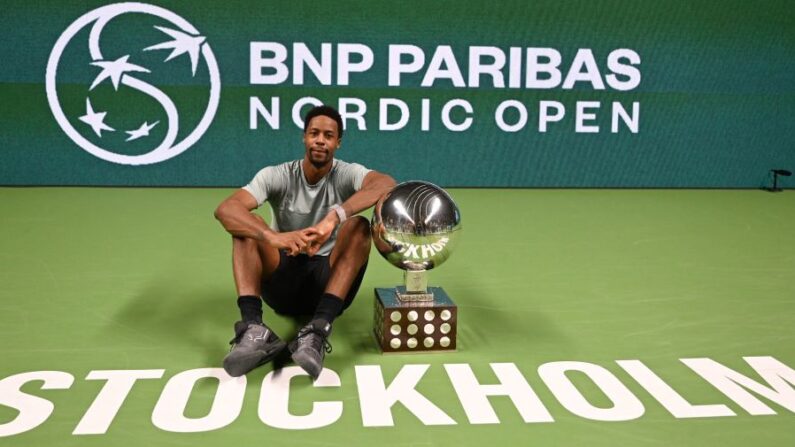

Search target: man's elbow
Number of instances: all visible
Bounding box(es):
[380,174,397,191]
[214,202,230,222]
[367,176,396,205]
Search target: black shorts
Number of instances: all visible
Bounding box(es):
[261,251,367,316]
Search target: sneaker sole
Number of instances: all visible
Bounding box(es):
[290,350,322,380]
[223,340,287,377]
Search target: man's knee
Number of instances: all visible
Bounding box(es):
[233,235,254,247]
[232,235,260,253]
[341,216,371,251]
[233,232,278,267]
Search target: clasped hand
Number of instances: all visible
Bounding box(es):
[269,217,336,257]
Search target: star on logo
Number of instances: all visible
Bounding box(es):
[125,121,159,142]
[144,26,206,76]
[78,98,115,137]
[89,55,150,91]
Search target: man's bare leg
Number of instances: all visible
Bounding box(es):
[290,216,372,380]
[232,215,282,297]
[224,216,286,377]
[326,216,372,297]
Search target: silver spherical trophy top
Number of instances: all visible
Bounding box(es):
[371,181,461,301]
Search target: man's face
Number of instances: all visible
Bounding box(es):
[303,115,341,168]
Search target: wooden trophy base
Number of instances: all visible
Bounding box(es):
[373,286,458,353]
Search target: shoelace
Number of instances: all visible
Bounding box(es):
[229,324,248,345]
[296,327,333,354]
[229,334,244,346]
[228,323,267,347]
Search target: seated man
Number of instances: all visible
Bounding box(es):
[214,105,395,379]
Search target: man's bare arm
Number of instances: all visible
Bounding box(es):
[340,171,397,218]
[214,189,272,240]
[305,171,396,255]
[214,189,315,254]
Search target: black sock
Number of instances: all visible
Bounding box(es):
[237,295,263,324]
[313,293,345,325]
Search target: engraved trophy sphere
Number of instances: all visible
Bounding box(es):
[371,181,461,273]
[371,181,461,353]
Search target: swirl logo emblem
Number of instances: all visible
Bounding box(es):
[46,3,220,165]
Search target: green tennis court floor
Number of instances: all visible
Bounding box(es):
[1,187,793,446]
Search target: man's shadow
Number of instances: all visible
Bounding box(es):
[114,276,365,378]
[114,277,235,366]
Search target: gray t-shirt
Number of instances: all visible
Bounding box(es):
[243,159,371,256]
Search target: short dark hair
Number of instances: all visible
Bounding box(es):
[303,105,344,138]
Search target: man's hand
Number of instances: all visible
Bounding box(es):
[303,212,339,256]
[267,230,316,256]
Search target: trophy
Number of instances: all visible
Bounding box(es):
[371,181,462,353]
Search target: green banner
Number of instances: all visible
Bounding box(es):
[1,0,793,187]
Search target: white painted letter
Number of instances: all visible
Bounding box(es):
[539,361,645,421]
[338,97,366,131]
[682,356,795,415]
[508,47,522,88]
[73,370,165,435]
[576,101,600,133]
[250,42,288,84]
[612,102,639,133]
[526,48,562,89]
[495,100,528,132]
[293,43,332,85]
[445,363,554,424]
[380,98,410,131]
[0,371,73,437]
[152,368,246,432]
[421,98,431,131]
[468,46,506,88]
[356,364,456,427]
[292,97,324,129]
[606,49,641,91]
[422,46,466,87]
[337,43,374,85]
[441,99,473,132]
[389,45,425,86]
[259,366,342,429]
[250,96,280,130]
[562,49,605,90]
[617,360,734,418]
[538,101,565,132]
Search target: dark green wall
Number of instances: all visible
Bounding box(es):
[1,0,793,187]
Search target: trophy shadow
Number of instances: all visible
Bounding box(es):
[444,270,573,353]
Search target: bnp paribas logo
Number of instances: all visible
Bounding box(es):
[46,3,221,165]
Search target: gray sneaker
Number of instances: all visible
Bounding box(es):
[223,321,286,377]
[289,319,333,380]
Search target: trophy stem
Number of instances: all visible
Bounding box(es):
[404,270,428,293]
[397,270,434,302]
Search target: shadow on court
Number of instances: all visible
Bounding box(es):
[114,275,232,367]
